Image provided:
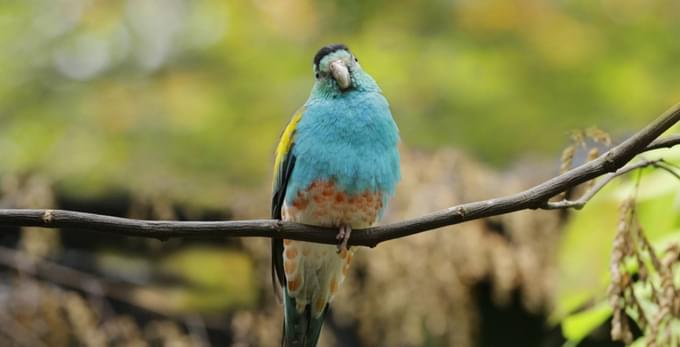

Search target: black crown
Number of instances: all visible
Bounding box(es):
[313,44,350,70]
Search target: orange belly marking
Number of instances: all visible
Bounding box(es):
[285,180,383,227]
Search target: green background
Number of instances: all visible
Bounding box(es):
[2,0,679,207]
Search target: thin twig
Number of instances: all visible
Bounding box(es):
[543,158,665,210]
[644,134,680,151]
[655,162,680,181]
[0,104,679,247]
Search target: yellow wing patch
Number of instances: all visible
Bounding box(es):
[273,109,304,185]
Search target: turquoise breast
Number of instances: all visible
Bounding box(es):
[285,90,400,205]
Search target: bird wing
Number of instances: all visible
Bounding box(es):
[271,108,304,292]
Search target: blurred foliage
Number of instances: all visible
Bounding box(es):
[95,247,257,314]
[556,149,680,345]
[1,0,680,207]
[0,277,211,347]
[1,0,680,346]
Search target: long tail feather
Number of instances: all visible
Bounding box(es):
[282,288,328,347]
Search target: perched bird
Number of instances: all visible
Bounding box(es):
[271,44,400,346]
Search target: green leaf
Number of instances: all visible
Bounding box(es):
[561,301,612,342]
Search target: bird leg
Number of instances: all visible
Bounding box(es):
[336,225,352,253]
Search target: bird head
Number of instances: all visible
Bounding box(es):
[312,44,376,95]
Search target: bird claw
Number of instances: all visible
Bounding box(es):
[336,225,352,253]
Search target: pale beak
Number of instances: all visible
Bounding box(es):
[329,59,351,90]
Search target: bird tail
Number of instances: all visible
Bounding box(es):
[282,287,328,347]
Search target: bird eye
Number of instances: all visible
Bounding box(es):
[315,72,319,78]
[354,57,358,62]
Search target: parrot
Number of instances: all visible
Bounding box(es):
[271,44,400,347]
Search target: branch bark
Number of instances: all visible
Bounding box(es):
[1,104,680,248]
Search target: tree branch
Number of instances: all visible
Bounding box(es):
[1,104,680,248]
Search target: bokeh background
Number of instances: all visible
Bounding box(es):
[0,0,679,346]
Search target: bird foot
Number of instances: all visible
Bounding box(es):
[336,225,352,253]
